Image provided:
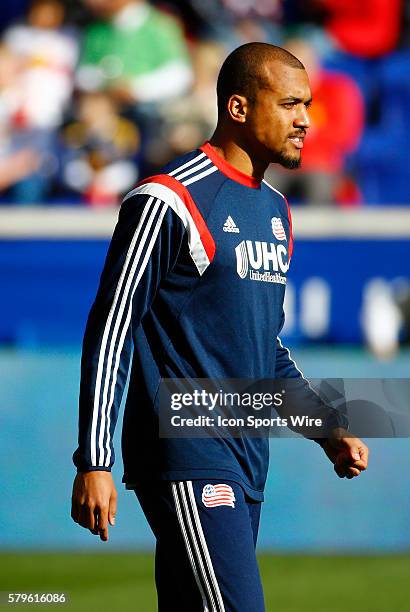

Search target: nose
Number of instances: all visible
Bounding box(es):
[294,105,310,130]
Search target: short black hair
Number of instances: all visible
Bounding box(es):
[216,42,305,117]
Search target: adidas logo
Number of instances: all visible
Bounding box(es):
[223,216,240,233]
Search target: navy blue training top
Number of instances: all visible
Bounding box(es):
[73,143,314,501]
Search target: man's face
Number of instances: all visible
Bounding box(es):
[245,62,312,169]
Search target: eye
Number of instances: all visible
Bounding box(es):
[282,103,296,109]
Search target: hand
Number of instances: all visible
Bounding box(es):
[321,428,369,479]
[71,471,117,541]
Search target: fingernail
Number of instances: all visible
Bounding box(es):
[353,453,360,460]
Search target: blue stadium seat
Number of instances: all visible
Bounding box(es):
[348,52,410,204]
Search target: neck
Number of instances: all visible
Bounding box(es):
[209,129,269,183]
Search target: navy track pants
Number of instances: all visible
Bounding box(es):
[133,479,265,612]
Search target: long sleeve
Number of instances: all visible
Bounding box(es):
[73,192,186,471]
[275,313,348,440]
[275,311,304,380]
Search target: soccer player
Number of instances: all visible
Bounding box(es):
[71,43,369,611]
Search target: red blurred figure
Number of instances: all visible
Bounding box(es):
[320,0,402,58]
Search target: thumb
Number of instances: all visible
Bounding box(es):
[345,445,367,468]
[335,446,359,467]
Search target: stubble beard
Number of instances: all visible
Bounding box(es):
[277,150,302,170]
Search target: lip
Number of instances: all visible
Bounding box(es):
[288,137,304,149]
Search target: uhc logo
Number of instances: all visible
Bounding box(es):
[235,240,288,284]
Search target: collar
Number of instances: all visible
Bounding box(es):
[200,142,261,189]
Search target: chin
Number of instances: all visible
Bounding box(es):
[278,153,301,170]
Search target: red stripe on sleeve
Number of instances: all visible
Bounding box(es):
[137,174,216,263]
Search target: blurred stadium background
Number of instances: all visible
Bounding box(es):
[1,0,410,610]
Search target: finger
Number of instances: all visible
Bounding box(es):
[335,450,363,472]
[89,527,100,536]
[349,447,361,461]
[90,528,100,536]
[348,444,369,469]
[336,464,361,479]
[87,506,96,531]
[352,459,367,471]
[78,504,94,529]
[334,464,346,478]
[89,522,99,536]
[89,508,100,535]
[346,467,361,478]
[97,506,109,542]
[356,445,369,469]
[77,505,87,528]
[109,494,117,526]
[334,462,359,478]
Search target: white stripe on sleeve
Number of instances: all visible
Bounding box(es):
[182,166,218,186]
[102,202,168,466]
[168,152,206,176]
[174,158,212,181]
[90,197,167,466]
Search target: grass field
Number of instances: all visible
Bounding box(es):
[1,552,410,611]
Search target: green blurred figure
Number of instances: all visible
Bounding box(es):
[76,0,193,106]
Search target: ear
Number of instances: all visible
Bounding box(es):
[227,94,248,124]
